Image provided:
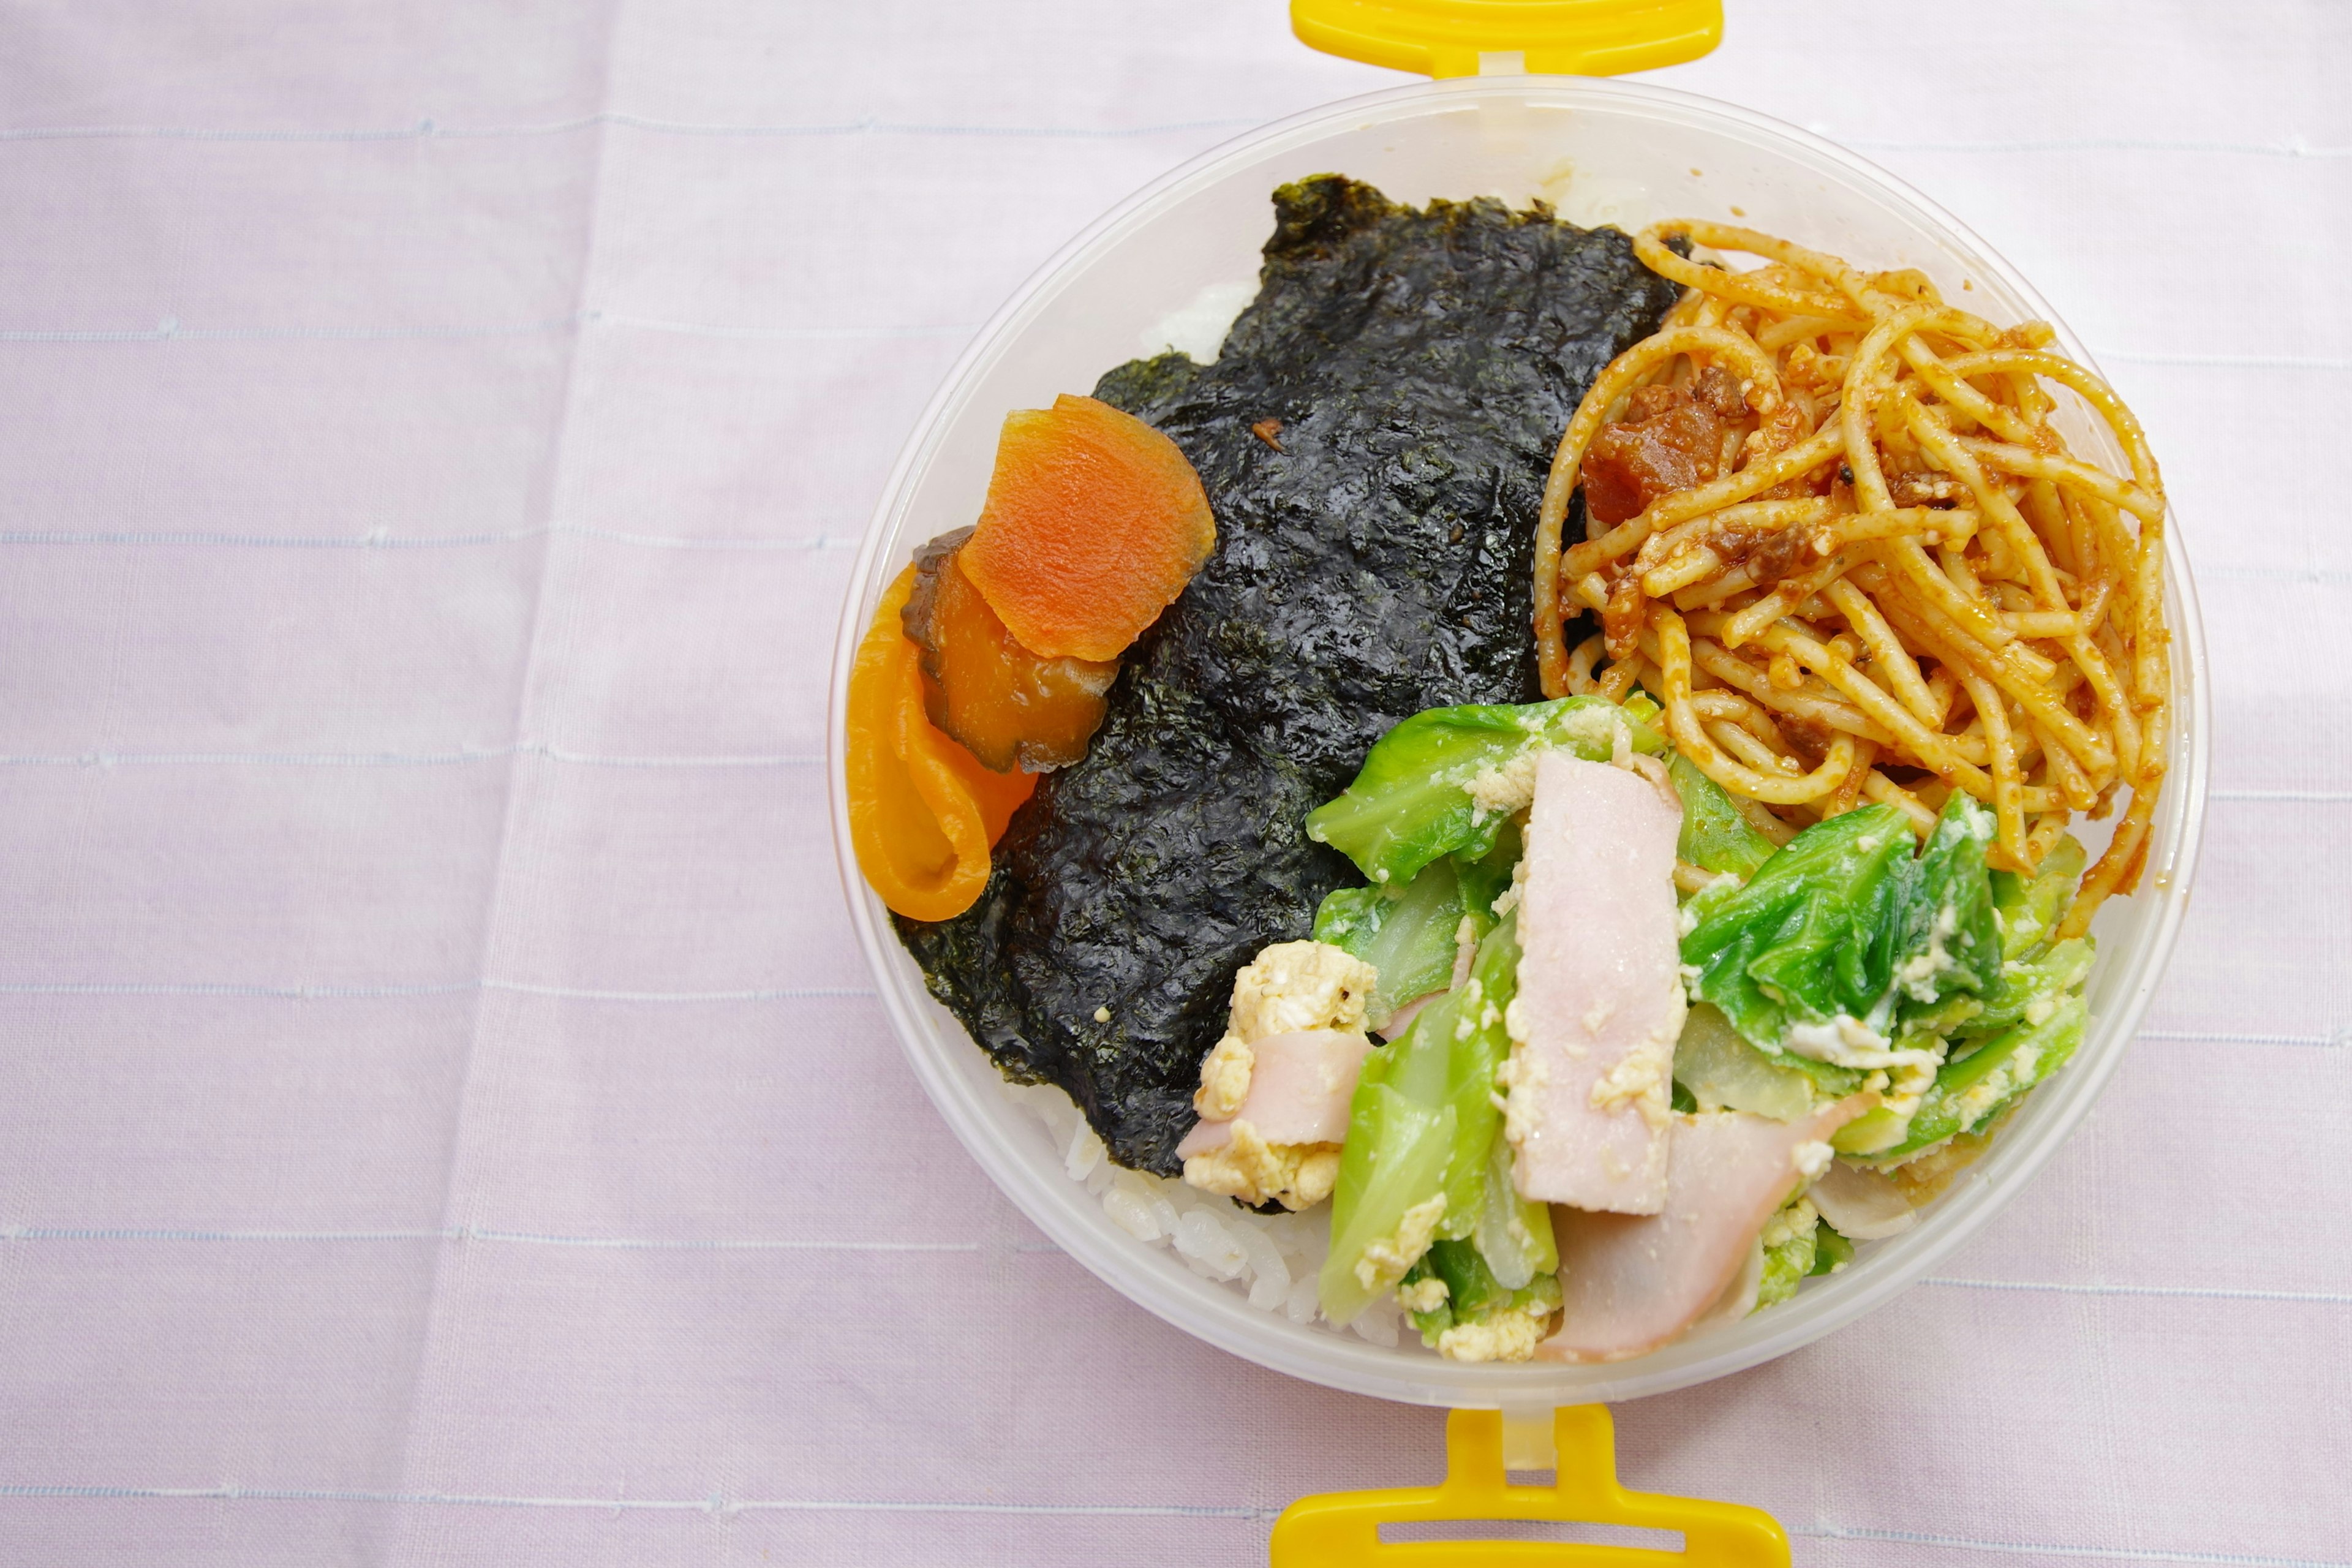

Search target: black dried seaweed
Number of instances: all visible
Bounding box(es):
[895,176,1680,1175]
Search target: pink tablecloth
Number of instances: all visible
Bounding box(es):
[2,2,2346,1563]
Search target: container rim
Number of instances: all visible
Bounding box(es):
[826,71,2211,1406]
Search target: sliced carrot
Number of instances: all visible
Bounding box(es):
[931,701,1038,845]
[958,393,1215,662]
[846,566,1036,921]
[903,529,1118,773]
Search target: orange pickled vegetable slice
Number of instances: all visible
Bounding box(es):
[959,393,1215,662]
[846,566,1037,921]
[903,528,1118,773]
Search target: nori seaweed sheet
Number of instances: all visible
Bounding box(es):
[895,175,1681,1175]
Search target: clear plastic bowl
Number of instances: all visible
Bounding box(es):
[827,74,2209,1408]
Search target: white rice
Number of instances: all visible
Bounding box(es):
[1000,1079,1403,1345]
[1001,1075,1859,1354]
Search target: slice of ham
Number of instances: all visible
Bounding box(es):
[1539,1095,1875,1363]
[1808,1159,1917,1241]
[1505,751,1686,1215]
[1376,990,1444,1043]
[1175,1030,1373,1156]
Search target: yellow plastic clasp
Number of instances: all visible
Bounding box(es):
[1270,1405,1788,1567]
[1291,0,1722,78]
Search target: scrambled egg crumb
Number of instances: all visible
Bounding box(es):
[1553,703,1627,756]
[1450,914,1480,990]
[1489,856,1531,918]
[1438,1305,1551,1363]
[1874,1054,1939,1125]
[1784,1012,1940,1074]
[1893,900,1962,1002]
[1496,1005,1547,1152]
[1226,940,1375,1042]
[1353,1194,1447,1292]
[1466,748,1547,823]
[1181,1120,1343,1212]
[1586,986,1686,1133]
[1760,1195,1819,1251]
[1191,1035,1256,1120]
[1398,1276,1450,1314]
[1791,1139,1835,1181]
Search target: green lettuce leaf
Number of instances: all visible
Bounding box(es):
[1669,753,1779,881]
[1318,913,1521,1324]
[1966,936,2095,1039]
[1681,793,2003,1057]
[1991,833,2088,959]
[1756,1202,1820,1310]
[1305,696,1664,889]
[1810,1223,1854,1276]
[1313,859,1472,1033]
[1679,802,1917,1049]
[1442,914,1523,1240]
[1872,990,2087,1162]
[1317,1083,1455,1327]
[1471,1130,1557,1291]
[1401,1245,1563,1349]
[1452,818,1524,927]
[1890,791,2003,1020]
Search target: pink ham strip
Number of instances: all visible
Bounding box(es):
[1539,1095,1875,1363]
[1175,1030,1373,1156]
[1376,989,1444,1043]
[1509,751,1686,1215]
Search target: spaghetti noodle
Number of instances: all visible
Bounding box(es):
[1533,221,2170,939]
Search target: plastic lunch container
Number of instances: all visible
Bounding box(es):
[827,69,2210,1410]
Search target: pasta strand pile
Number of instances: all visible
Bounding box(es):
[1532,221,2171,940]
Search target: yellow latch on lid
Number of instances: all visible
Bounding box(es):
[1291,0,1722,78]
[1270,1404,1787,1567]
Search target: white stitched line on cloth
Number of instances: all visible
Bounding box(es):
[1923,1277,2352,1306]
[3,1229,2342,1306]
[2201,566,2352,584]
[0,1485,2337,1556]
[0,1482,1272,1520]
[2210,789,2352,802]
[16,526,848,549]
[2139,1028,2342,1047]
[600,312,979,341]
[1795,1523,2350,1567]
[2092,349,2352,371]
[0,112,1263,144]
[0,744,820,769]
[0,524,855,551]
[1,119,2340,157]
[0,981,875,1002]
[0,309,973,344]
[0,1226,1030,1253]
[0,314,581,343]
[1841,135,2352,160]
